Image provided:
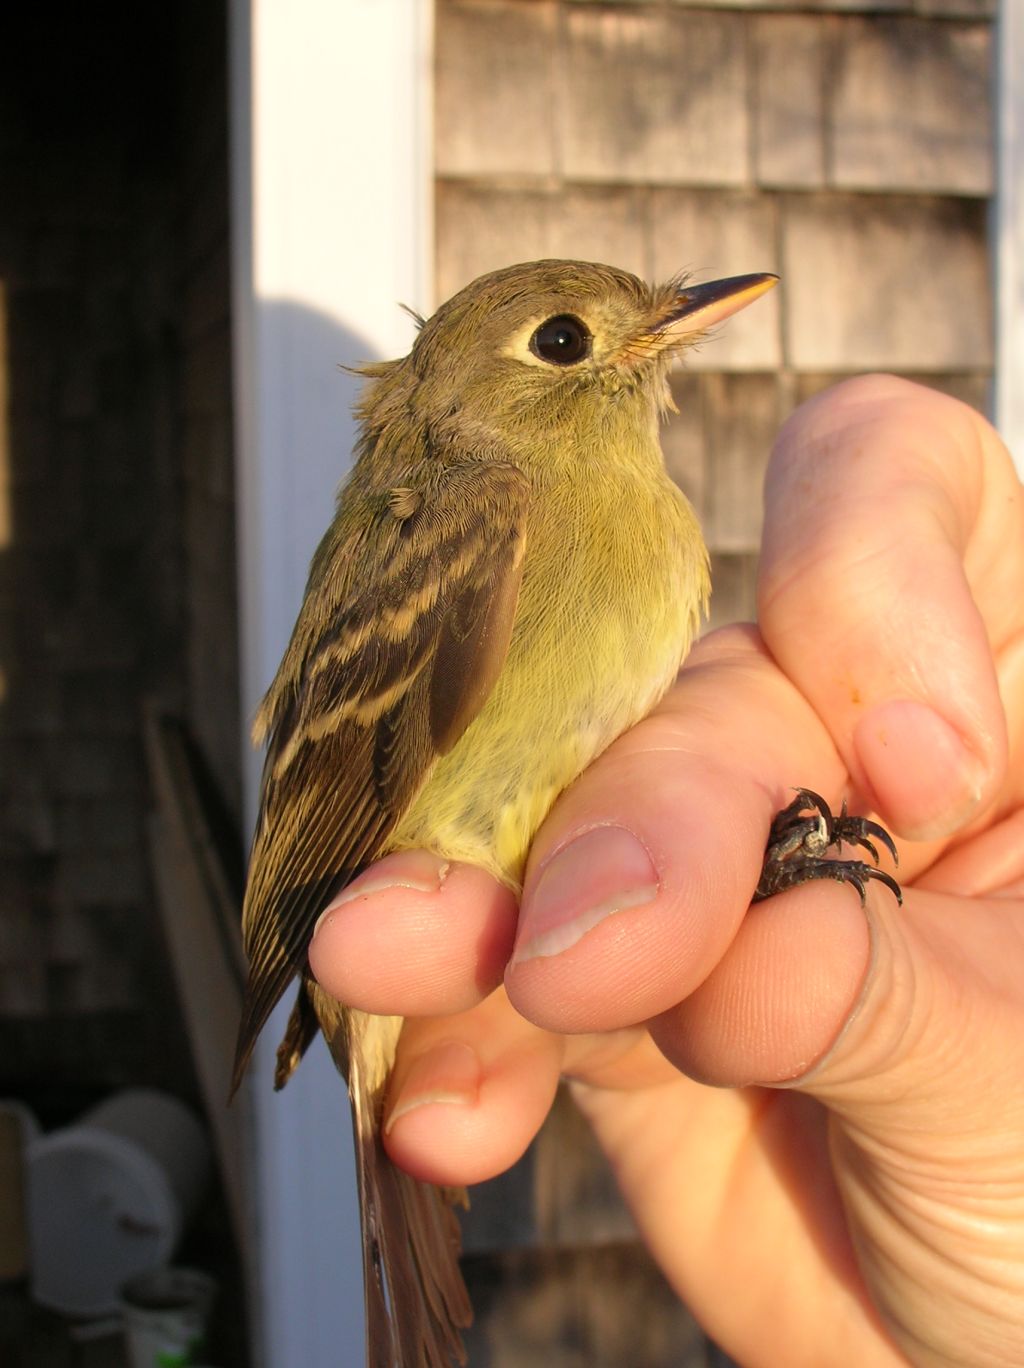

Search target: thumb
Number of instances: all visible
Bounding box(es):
[652,878,1024,1367]
[786,888,1024,1366]
[758,375,1019,841]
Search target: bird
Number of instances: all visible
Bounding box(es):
[230,259,899,1367]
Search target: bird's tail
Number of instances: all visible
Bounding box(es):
[313,986,472,1368]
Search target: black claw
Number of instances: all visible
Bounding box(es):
[792,788,833,828]
[829,806,899,864]
[859,818,900,866]
[756,788,902,907]
[828,860,903,907]
[870,866,904,905]
[854,834,880,865]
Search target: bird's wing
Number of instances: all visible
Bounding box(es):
[231,459,530,1090]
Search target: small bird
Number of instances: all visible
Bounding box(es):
[232,260,899,1367]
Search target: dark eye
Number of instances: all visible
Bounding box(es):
[530,314,591,366]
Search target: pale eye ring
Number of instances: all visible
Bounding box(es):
[530,314,591,366]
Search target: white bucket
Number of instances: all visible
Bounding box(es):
[121,1266,217,1368]
[27,1089,212,1315]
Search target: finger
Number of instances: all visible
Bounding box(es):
[656,876,1024,1137]
[648,865,1024,1364]
[763,886,1024,1366]
[651,824,1024,1093]
[759,374,1019,841]
[648,879,886,1088]
[385,991,682,1187]
[308,850,518,1016]
[505,625,894,1039]
[382,987,562,1186]
[916,808,1024,898]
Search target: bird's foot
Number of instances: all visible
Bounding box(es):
[754,788,902,906]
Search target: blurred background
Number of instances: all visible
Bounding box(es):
[0,0,1015,1364]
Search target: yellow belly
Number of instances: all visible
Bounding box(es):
[388,469,708,888]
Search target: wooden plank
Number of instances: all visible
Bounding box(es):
[142,706,248,1243]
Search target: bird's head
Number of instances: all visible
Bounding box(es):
[358,259,777,467]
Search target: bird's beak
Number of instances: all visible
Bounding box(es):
[650,272,778,346]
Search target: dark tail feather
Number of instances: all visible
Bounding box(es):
[358,1126,470,1368]
[315,988,472,1367]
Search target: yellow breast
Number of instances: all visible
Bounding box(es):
[388,466,708,889]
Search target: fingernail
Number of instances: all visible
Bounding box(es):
[512,826,659,964]
[854,700,989,840]
[312,850,450,940]
[384,1041,480,1135]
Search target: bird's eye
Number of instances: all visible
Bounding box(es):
[529,314,591,366]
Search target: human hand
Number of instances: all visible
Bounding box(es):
[309,375,1024,1368]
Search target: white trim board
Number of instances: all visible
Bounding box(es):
[229,2,434,1363]
[996,0,1024,474]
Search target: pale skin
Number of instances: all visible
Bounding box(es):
[309,375,1024,1368]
